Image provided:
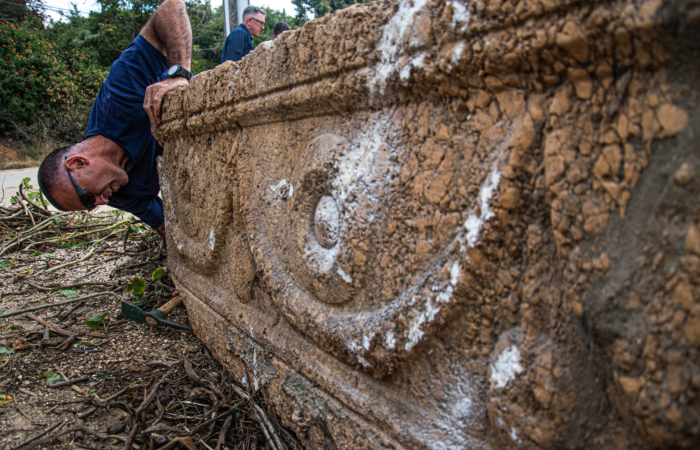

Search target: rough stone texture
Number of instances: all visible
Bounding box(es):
[154,0,700,448]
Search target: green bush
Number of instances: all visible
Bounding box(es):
[0,17,107,142]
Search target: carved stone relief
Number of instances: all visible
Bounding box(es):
[155,0,700,448]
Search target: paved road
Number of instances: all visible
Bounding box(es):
[0,166,38,206]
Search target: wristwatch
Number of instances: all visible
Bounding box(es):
[165,64,193,81]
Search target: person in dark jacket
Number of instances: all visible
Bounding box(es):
[221,6,266,63]
[37,0,192,238]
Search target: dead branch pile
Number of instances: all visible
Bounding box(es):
[0,189,296,450]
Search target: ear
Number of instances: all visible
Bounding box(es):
[65,154,89,171]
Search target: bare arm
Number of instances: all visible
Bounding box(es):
[141,0,193,125]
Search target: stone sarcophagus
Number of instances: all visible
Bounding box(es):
[154,0,700,448]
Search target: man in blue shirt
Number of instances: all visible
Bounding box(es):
[37,0,193,238]
[221,6,266,63]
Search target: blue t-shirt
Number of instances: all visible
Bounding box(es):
[85,35,168,230]
[221,23,254,63]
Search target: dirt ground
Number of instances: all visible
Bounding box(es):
[0,202,291,449]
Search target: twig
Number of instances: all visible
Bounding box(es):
[187,405,241,438]
[134,381,162,417]
[215,415,233,450]
[55,332,80,351]
[230,383,286,450]
[27,281,118,291]
[28,247,96,278]
[25,313,106,339]
[123,421,140,450]
[16,195,35,226]
[19,183,52,217]
[0,292,119,318]
[48,375,89,388]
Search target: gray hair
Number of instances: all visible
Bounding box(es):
[242,6,265,21]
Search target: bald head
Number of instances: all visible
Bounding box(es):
[38,136,131,212]
[38,144,79,211]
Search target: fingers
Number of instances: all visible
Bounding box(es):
[143,85,157,126]
[152,89,165,126]
[143,78,188,127]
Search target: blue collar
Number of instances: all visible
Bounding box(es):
[238,23,251,39]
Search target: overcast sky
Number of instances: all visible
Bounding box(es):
[42,0,300,23]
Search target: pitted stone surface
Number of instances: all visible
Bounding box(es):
[315,196,341,249]
[155,1,700,448]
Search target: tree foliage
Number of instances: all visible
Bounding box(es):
[0,3,107,140]
[290,0,372,21]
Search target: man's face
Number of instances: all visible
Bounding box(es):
[54,153,129,211]
[247,13,266,38]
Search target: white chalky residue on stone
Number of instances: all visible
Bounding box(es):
[451,396,473,420]
[208,230,215,251]
[464,166,501,247]
[371,0,430,93]
[270,179,292,199]
[490,345,523,389]
[332,118,387,204]
[510,428,521,444]
[447,1,470,31]
[315,196,340,248]
[452,41,465,64]
[362,332,375,351]
[259,39,274,50]
[252,348,260,391]
[450,261,460,286]
[400,52,428,81]
[405,296,441,351]
[337,267,352,284]
[384,331,395,349]
[405,266,460,352]
[356,355,371,368]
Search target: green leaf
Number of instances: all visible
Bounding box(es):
[9,325,18,330]
[84,312,110,329]
[88,389,97,394]
[0,347,15,356]
[61,289,78,298]
[0,260,12,268]
[33,251,41,257]
[10,198,16,205]
[74,339,84,347]
[126,276,146,295]
[95,372,108,377]
[44,372,62,385]
[152,267,166,281]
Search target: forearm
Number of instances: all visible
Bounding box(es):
[142,0,192,69]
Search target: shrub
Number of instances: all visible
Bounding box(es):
[0,16,107,142]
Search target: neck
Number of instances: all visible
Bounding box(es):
[79,135,129,169]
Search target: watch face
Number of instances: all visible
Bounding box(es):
[168,65,178,76]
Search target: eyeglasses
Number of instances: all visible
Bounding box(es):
[64,156,97,211]
[250,17,265,27]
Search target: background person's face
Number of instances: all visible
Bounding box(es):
[247,13,266,37]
